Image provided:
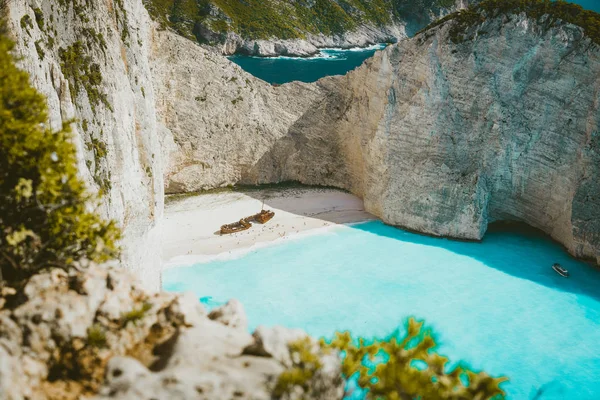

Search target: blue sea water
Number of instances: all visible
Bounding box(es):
[229,1,599,85]
[229,44,387,84]
[164,221,600,399]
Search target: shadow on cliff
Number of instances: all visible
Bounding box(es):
[350,220,600,302]
[238,182,370,225]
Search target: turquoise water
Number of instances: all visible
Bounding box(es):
[230,1,598,85]
[229,44,387,84]
[164,221,600,399]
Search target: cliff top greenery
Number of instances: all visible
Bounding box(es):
[0,24,120,285]
[143,0,457,43]
[419,0,600,45]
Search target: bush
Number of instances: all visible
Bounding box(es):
[121,302,152,326]
[327,318,507,399]
[87,324,108,348]
[0,28,120,284]
[277,318,508,399]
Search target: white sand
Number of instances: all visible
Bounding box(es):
[162,188,375,267]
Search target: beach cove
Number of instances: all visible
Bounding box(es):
[163,188,600,399]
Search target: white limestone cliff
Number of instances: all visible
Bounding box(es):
[154,12,600,264]
[272,14,600,264]
[6,0,165,289]
[150,28,324,193]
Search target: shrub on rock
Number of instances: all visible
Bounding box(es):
[0,25,120,284]
[276,318,508,399]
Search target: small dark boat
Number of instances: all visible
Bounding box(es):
[552,263,569,277]
[220,218,251,235]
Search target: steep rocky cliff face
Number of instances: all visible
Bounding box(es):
[6,0,165,289]
[151,29,325,192]
[157,10,600,263]
[263,13,600,263]
[217,23,404,58]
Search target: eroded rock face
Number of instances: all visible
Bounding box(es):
[151,29,325,193]
[220,23,406,57]
[156,13,599,263]
[284,14,600,263]
[0,265,343,400]
[0,262,184,399]
[243,325,308,367]
[6,0,165,289]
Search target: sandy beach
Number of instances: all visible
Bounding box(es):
[162,187,375,267]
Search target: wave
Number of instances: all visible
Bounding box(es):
[241,53,343,61]
[231,43,387,62]
[320,43,388,52]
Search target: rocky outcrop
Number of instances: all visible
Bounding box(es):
[0,264,343,400]
[208,299,248,330]
[244,326,308,366]
[158,0,472,57]
[151,29,325,193]
[281,14,600,263]
[219,23,405,57]
[157,12,600,263]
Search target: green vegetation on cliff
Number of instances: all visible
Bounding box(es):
[143,0,460,43]
[59,41,111,111]
[420,0,600,45]
[0,26,120,284]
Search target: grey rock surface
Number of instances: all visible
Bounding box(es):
[243,325,308,367]
[150,28,324,194]
[220,23,406,57]
[290,15,600,263]
[0,264,343,400]
[208,298,248,330]
[155,13,600,263]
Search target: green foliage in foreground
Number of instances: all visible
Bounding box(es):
[87,324,108,348]
[274,336,328,397]
[419,0,600,45]
[121,302,153,326]
[0,27,120,284]
[143,0,460,43]
[277,318,507,399]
